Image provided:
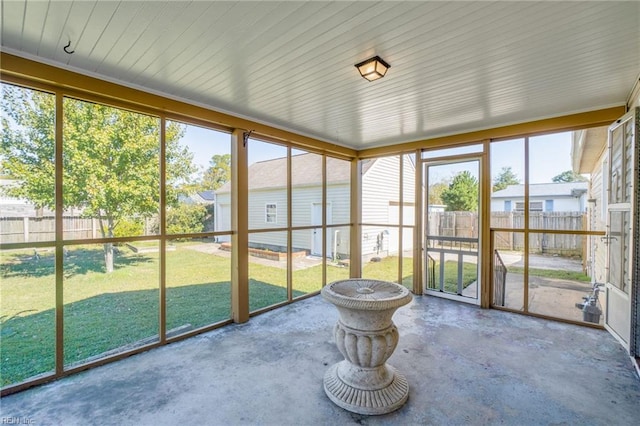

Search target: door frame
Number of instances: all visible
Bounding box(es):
[605,108,639,354]
[422,154,484,305]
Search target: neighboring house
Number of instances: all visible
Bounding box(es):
[215,154,415,259]
[177,190,215,206]
[491,182,588,212]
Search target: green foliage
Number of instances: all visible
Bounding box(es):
[113,218,145,238]
[0,86,56,209]
[201,153,231,190]
[428,181,449,205]
[441,171,478,211]
[1,83,195,271]
[552,170,587,183]
[493,166,520,192]
[165,204,207,235]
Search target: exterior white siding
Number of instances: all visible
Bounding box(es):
[361,155,415,256]
[588,153,607,283]
[491,195,584,212]
[215,155,413,259]
[361,156,401,224]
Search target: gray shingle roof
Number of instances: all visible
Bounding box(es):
[216,153,357,193]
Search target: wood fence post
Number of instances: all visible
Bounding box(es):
[23,217,29,243]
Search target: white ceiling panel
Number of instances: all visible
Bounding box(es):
[1,1,638,149]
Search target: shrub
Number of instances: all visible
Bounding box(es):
[166,204,207,235]
[113,218,144,238]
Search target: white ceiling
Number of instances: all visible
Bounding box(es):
[1,1,639,150]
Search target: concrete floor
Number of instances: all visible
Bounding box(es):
[2,295,639,426]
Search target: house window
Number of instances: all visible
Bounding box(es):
[504,200,512,211]
[515,201,543,212]
[265,203,277,223]
[545,200,554,212]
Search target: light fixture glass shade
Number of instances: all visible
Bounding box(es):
[355,56,390,81]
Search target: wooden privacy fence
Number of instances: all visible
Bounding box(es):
[3,212,586,256]
[429,211,586,256]
[0,216,97,243]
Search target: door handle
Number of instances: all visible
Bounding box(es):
[600,236,617,244]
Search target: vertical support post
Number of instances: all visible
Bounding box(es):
[398,156,404,285]
[439,252,445,291]
[159,117,167,343]
[524,136,530,313]
[231,129,249,323]
[413,149,423,295]
[55,92,64,376]
[457,253,464,295]
[23,217,29,243]
[350,158,362,278]
[286,147,292,301]
[480,140,492,308]
[322,155,327,286]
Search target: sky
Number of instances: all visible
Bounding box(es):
[177,123,297,177]
[427,132,577,186]
[178,122,578,187]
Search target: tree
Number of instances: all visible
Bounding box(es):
[428,181,449,205]
[201,153,231,190]
[493,167,520,192]
[552,170,587,183]
[441,171,478,211]
[1,84,194,272]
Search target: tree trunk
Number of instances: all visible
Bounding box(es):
[104,242,114,273]
[100,216,115,273]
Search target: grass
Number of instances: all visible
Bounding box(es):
[506,266,591,282]
[361,256,415,291]
[426,261,478,294]
[0,245,488,386]
[0,243,356,386]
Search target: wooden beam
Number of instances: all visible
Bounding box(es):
[358,107,626,159]
[231,129,249,323]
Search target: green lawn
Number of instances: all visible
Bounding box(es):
[426,260,478,293]
[506,266,591,282]
[0,243,359,386]
[361,256,414,290]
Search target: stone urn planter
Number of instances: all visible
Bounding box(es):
[321,278,412,415]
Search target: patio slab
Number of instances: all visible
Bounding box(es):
[2,295,638,425]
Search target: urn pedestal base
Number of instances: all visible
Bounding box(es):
[321,279,412,416]
[323,361,409,415]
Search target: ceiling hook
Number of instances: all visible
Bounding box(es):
[63,40,75,54]
[243,130,254,147]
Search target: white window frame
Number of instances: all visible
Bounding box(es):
[515,201,543,212]
[265,203,277,224]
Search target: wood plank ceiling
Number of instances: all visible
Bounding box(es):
[1,1,639,150]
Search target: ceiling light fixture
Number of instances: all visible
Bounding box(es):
[355,55,390,82]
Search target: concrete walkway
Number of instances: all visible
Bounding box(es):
[2,295,639,425]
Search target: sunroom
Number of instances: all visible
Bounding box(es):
[1,1,639,423]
